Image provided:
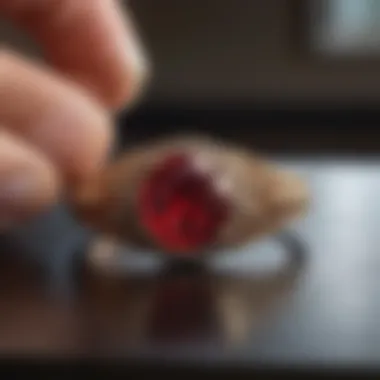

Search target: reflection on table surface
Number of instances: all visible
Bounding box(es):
[0,238,303,358]
[2,158,380,366]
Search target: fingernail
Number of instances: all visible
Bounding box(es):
[0,168,42,229]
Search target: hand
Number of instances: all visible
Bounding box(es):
[0,0,149,230]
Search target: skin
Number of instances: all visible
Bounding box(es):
[0,0,308,247]
[0,0,149,230]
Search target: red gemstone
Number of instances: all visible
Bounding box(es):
[138,153,229,256]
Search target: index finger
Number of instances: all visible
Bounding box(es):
[0,0,149,110]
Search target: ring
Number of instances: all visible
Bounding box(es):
[84,229,307,279]
[72,135,309,261]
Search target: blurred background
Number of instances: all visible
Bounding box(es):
[2,0,380,375]
[131,0,380,103]
[120,0,380,152]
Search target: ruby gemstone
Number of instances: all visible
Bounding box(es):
[138,154,228,256]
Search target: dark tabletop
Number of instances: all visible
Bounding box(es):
[0,157,379,373]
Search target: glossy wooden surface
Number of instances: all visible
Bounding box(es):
[0,158,379,367]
